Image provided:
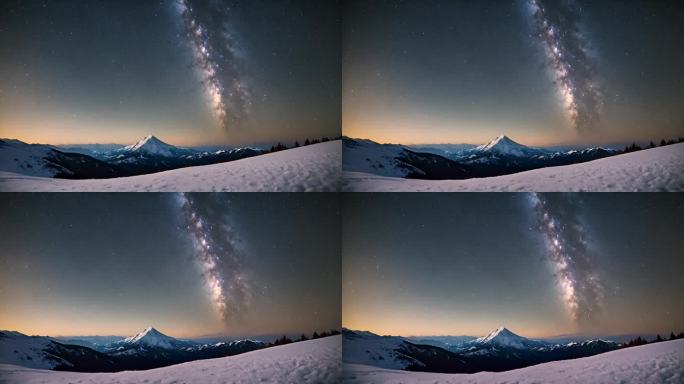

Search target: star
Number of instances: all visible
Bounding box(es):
[530,193,602,325]
[177,193,250,323]
[528,0,603,133]
[176,0,251,131]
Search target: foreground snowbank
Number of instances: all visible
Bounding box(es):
[0,335,341,384]
[343,142,684,192]
[342,338,684,384]
[0,141,340,192]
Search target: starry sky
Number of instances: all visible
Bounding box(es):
[0,193,340,338]
[343,0,684,147]
[0,0,340,147]
[342,193,684,338]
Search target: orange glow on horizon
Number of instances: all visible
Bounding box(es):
[343,119,680,148]
[343,123,572,147]
[0,318,225,339]
[341,318,569,339]
[0,123,227,147]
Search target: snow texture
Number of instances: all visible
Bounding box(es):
[0,139,64,177]
[342,139,415,178]
[342,338,684,384]
[0,141,340,192]
[0,335,341,384]
[343,142,684,192]
[0,331,61,370]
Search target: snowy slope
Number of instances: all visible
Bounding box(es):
[0,331,120,371]
[343,138,472,179]
[0,140,340,192]
[343,142,684,192]
[0,331,63,369]
[0,139,122,178]
[342,338,684,384]
[343,330,422,370]
[342,138,419,177]
[0,335,341,384]
[0,139,64,177]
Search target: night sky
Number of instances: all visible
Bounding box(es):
[0,0,340,147]
[343,0,684,146]
[0,193,340,338]
[343,193,684,338]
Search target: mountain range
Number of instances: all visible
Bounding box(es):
[343,135,618,180]
[0,135,266,179]
[343,327,619,374]
[0,327,265,372]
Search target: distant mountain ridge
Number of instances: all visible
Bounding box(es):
[0,330,121,372]
[0,139,125,179]
[343,327,620,374]
[342,138,475,179]
[0,135,267,179]
[106,326,196,351]
[0,327,265,372]
[113,135,193,157]
[100,135,267,176]
[344,135,619,180]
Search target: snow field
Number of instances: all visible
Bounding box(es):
[0,141,341,192]
[341,338,684,384]
[343,142,684,192]
[0,335,341,384]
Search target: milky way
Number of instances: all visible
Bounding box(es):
[177,0,251,130]
[528,0,603,133]
[530,193,602,325]
[177,193,250,323]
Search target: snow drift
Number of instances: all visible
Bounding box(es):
[342,338,684,384]
[343,142,684,192]
[0,335,341,384]
[0,140,340,192]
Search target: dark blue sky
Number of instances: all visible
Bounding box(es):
[0,193,340,338]
[343,193,684,338]
[0,0,340,147]
[343,0,684,146]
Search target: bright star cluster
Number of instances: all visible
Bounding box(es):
[177,0,251,131]
[177,193,250,323]
[529,0,603,133]
[530,193,602,325]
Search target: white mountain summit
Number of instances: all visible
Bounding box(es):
[115,327,191,350]
[115,135,193,157]
[473,135,547,157]
[471,326,546,349]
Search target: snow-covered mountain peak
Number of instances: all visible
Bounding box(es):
[120,135,181,157]
[133,326,162,338]
[474,135,543,157]
[482,327,518,340]
[474,327,539,349]
[121,327,181,349]
[492,134,513,144]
